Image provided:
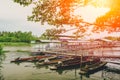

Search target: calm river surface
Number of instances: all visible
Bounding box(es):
[0,46,120,80]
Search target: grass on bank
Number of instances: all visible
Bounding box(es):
[16,50,30,53]
[0,42,31,46]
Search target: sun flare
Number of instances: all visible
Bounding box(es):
[73,5,110,23]
[90,0,109,7]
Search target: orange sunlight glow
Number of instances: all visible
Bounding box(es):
[73,5,110,23]
[90,0,109,7]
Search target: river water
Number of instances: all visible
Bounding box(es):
[0,46,120,80]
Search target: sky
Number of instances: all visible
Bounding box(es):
[0,0,119,38]
[0,0,52,36]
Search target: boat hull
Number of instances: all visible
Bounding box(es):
[79,62,107,75]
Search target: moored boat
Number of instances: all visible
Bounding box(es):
[50,57,87,70]
[11,57,31,62]
[79,61,107,75]
[28,55,58,62]
[37,58,65,66]
[50,57,101,70]
[50,60,87,70]
[10,55,55,63]
[36,55,73,66]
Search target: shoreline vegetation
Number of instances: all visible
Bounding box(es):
[0,45,3,55]
[0,42,31,46]
[16,50,31,53]
[0,31,38,44]
[0,42,32,53]
[0,31,120,54]
[0,31,38,53]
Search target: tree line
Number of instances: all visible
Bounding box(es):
[0,31,38,43]
[0,45,2,54]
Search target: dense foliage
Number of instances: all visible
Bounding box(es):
[92,0,120,33]
[13,0,120,36]
[104,36,120,41]
[40,28,65,40]
[0,31,38,43]
[0,44,4,80]
[0,45,3,54]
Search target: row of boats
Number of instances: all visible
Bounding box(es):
[11,52,107,75]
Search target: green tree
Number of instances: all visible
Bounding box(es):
[0,45,3,55]
[40,28,65,40]
[0,31,38,43]
[0,44,5,80]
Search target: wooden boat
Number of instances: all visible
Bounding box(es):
[36,57,73,66]
[50,57,101,70]
[79,61,107,75]
[11,57,31,62]
[26,56,48,62]
[10,55,53,63]
[50,57,87,70]
[28,55,58,62]
[50,60,87,70]
[35,55,72,65]
[31,51,45,56]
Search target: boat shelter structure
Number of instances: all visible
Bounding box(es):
[32,37,120,58]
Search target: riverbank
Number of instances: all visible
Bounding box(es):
[0,42,31,46]
[3,46,32,53]
[0,42,32,53]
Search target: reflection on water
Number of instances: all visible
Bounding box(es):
[0,53,5,80]
[1,46,120,80]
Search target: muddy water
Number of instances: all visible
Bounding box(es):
[0,46,120,80]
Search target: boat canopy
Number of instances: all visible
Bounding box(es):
[94,39,112,42]
[36,40,61,43]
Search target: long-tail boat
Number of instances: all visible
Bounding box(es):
[11,57,31,62]
[50,56,94,70]
[50,56,104,70]
[79,61,107,75]
[36,57,73,66]
[28,55,58,62]
[10,56,47,63]
[10,55,57,63]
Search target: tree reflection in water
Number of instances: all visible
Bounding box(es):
[0,54,5,80]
